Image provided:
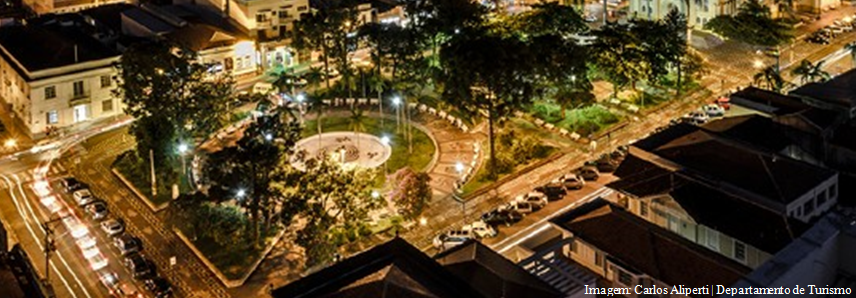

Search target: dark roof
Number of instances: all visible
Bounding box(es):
[730,86,810,116]
[831,119,856,152]
[161,4,248,37]
[609,172,808,253]
[80,3,135,30]
[0,20,118,74]
[434,241,562,298]
[551,199,751,290]
[166,23,238,51]
[272,238,484,298]
[123,7,174,35]
[0,0,28,20]
[790,69,856,108]
[793,107,841,131]
[700,115,793,153]
[631,123,699,152]
[653,130,836,205]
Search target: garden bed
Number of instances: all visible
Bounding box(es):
[530,103,621,137]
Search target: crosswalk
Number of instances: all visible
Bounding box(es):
[0,163,68,188]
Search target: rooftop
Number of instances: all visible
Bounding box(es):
[607,173,808,253]
[272,238,484,298]
[790,69,856,108]
[652,130,836,206]
[434,241,563,298]
[730,86,810,116]
[0,17,118,75]
[700,115,793,153]
[551,199,751,290]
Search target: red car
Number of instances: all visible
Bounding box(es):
[715,97,731,110]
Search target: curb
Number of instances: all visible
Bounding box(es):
[173,227,287,288]
[110,168,168,213]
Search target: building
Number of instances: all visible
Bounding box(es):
[728,211,856,297]
[549,198,751,297]
[790,69,856,119]
[0,220,53,298]
[0,14,124,138]
[630,0,741,28]
[23,0,126,15]
[273,237,562,298]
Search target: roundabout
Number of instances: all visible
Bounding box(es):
[291,131,392,171]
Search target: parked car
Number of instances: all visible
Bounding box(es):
[807,34,831,44]
[702,104,725,117]
[758,47,779,57]
[86,200,109,220]
[481,209,523,227]
[516,192,548,210]
[561,174,585,190]
[576,166,600,181]
[100,272,144,298]
[123,253,155,279]
[72,189,96,206]
[584,13,597,22]
[826,25,844,35]
[61,177,85,194]
[101,218,125,237]
[114,234,142,255]
[144,277,173,298]
[433,230,473,250]
[462,221,498,238]
[535,181,567,201]
[833,20,853,31]
[593,155,619,173]
[502,201,535,215]
[683,110,709,125]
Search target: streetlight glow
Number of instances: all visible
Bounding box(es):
[4,138,16,148]
[236,189,246,198]
[380,135,390,145]
[371,190,380,199]
[392,96,401,106]
[177,143,188,153]
[296,93,305,103]
[455,161,464,174]
[753,60,764,69]
[265,133,273,141]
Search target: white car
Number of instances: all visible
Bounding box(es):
[433,230,473,250]
[101,219,124,237]
[561,174,585,190]
[72,189,95,206]
[702,104,725,117]
[502,201,535,215]
[516,192,548,210]
[463,221,498,238]
[584,14,597,22]
[683,111,709,125]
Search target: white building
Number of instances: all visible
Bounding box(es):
[24,0,128,15]
[0,16,124,138]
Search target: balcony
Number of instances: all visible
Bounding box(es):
[69,93,90,107]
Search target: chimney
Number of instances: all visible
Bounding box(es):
[74,45,78,63]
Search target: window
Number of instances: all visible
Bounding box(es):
[829,184,837,200]
[817,189,827,206]
[297,5,307,11]
[73,81,84,97]
[618,270,633,285]
[100,75,111,88]
[102,99,113,112]
[279,11,290,18]
[47,110,58,124]
[256,13,269,23]
[706,228,720,250]
[595,251,603,267]
[640,201,649,217]
[734,240,746,262]
[803,199,815,216]
[44,86,56,99]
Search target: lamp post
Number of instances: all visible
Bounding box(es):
[178,143,188,175]
[380,135,390,174]
[296,93,306,124]
[392,96,401,133]
[452,161,466,220]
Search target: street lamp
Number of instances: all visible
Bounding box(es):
[371,190,380,199]
[177,143,189,176]
[392,96,402,133]
[380,135,390,146]
[455,161,464,175]
[753,60,764,69]
[4,138,16,149]
[236,188,246,200]
[265,133,273,142]
[296,93,306,124]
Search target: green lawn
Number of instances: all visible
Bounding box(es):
[530,103,621,137]
[113,152,177,206]
[174,220,274,280]
[302,115,436,173]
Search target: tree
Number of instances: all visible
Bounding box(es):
[272,70,298,98]
[663,8,689,94]
[704,0,792,46]
[289,157,381,266]
[631,18,672,87]
[293,10,334,89]
[440,31,537,178]
[753,65,790,92]
[592,23,647,97]
[203,108,302,246]
[514,2,587,38]
[791,59,830,84]
[387,168,432,220]
[529,34,594,118]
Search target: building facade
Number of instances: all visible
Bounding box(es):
[0,21,124,138]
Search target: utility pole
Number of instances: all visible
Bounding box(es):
[41,216,64,284]
[150,149,157,196]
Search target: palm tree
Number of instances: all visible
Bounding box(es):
[754,65,790,92]
[366,72,386,128]
[791,59,830,85]
[348,108,366,147]
[272,70,297,98]
[845,42,856,69]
